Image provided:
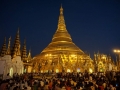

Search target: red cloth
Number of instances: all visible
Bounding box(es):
[48,82,52,90]
[66,86,71,90]
[98,86,104,90]
[0,83,8,90]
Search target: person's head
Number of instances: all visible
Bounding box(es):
[7,73,9,76]
[110,83,113,88]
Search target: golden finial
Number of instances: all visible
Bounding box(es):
[57,5,67,31]
[17,27,19,34]
[60,4,63,15]
[6,36,11,55]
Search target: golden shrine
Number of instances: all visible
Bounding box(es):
[33,6,94,73]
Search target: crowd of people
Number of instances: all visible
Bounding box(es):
[0,71,120,90]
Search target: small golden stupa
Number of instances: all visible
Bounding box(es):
[34,6,93,73]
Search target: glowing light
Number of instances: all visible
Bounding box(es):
[41,70,43,73]
[114,50,116,52]
[100,69,103,72]
[89,68,93,73]
[28,66,32,73]
[71,54,76,57]
[45,70,48,72]
[33,69,35,73]
[102,56,105,59]
[56,69,59,73]
[45,54,52,57]
[114,49,120,53]
[67,69,70,72]
[77,68,80,72]
[10,68,13,77]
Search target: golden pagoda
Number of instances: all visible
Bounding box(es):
[33,6,94,73]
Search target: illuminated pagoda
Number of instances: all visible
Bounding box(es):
[33,6,94,73]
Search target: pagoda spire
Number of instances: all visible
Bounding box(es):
[57,5,67,31]
[52,5,72,42]
[0,37,7,57]
[11,28,21,58]
[6,37,11,55]
[21,39,27,62]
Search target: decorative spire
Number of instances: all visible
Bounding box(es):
[52,5,72,42]
[0,37,7,57]
[11,28,21,58]
[21,39,27,62]
[57,5,67,31]
[17,27,19,34]
[60,4,63,14]
[6,37,11,55]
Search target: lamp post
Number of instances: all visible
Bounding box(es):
[113,49,120,71]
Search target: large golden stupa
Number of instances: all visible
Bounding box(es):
[33,6,94,73]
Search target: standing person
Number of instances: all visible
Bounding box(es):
[6,73,11,80]
[109,83,116,90]
[98,82,104,90]
[66,80,71,90]
[27,83,31,90]
[48,80,52,90]
[44,81,49,90]
[40,79,44,90]
[33,81,38,90]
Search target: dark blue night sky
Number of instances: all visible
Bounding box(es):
[0,0,120,59]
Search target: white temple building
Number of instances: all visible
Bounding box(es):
[0,29,32,79]
[0,54,24,79]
